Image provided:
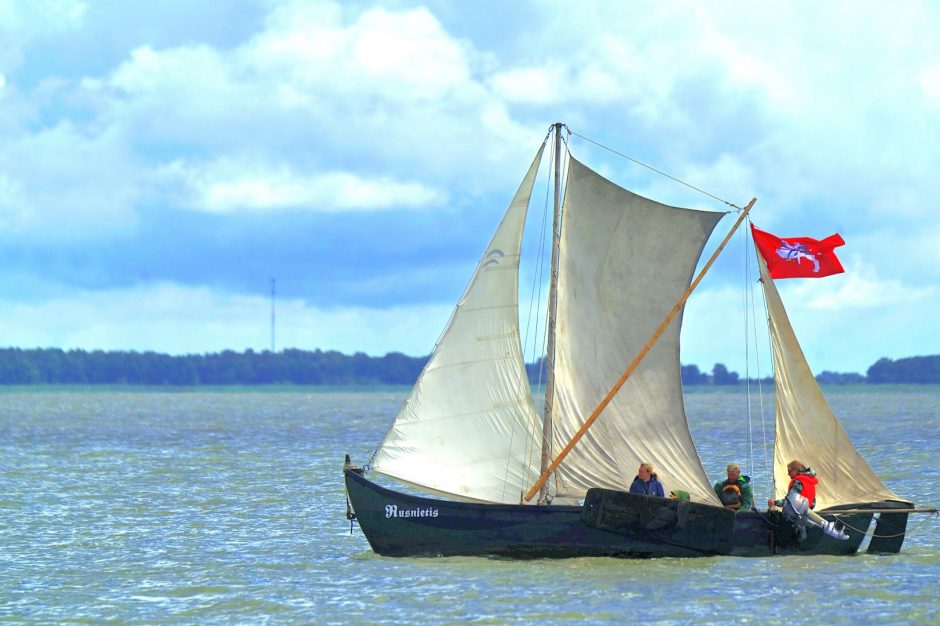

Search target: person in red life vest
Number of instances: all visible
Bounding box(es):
[785,460,817,508]
[767,460,848,540]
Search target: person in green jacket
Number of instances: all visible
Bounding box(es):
[714,462,753,511]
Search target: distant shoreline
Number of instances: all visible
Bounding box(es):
[1,348,937,386]
[1,383,938,394]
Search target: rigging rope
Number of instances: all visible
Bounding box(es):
[569,130,745,210]
[522,141,552,377]
[829,509,938,539]
[519,133,556,495]
[742,225,755,478]
[742,216,774,500]
[748,508,936,540]
[749,215,776,500]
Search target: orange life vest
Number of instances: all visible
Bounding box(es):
[720,482,742,509]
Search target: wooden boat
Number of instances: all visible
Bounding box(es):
[343,123,929,558]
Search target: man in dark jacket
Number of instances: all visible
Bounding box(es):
[714,462,753,511]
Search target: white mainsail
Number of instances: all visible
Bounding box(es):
[371,145,546,504]
[757,253,904,510]
[550,157,725,505]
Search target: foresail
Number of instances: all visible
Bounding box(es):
[757,255,904,509]
[372,145,546,504]
[550,157,725,505]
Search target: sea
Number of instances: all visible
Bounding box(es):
[1,386,937,625]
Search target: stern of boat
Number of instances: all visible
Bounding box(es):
[825,500,914,554]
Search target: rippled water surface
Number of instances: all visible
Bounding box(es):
[1,387,937,624]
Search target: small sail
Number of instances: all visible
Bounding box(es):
[372,145,546,504]
[550,157,725,505]
[757,254,904,509]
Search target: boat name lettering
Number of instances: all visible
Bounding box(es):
[384,504,439,518]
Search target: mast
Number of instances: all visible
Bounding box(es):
[538,122,563,503]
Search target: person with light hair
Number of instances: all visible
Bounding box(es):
[628,462,665,497]
[767,459,849,541]
[713,462,753,511]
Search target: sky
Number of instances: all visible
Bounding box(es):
[0,0,938,375]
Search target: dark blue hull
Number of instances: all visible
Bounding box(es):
[345,470,901,558]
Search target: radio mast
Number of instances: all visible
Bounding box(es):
[270,278,276,352]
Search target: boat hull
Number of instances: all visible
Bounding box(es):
[732,509,870,557]
[345,469,734,558]
[345,470,897,558]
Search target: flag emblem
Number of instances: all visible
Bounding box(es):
[775,241,821,272]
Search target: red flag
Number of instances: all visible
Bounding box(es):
[750,224,845,279]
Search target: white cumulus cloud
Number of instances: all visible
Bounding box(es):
[157,158,444,213]
[0,281,450,357]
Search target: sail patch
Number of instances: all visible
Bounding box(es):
[482,249,505,267]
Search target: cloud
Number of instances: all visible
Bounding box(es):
[489,61,623,107]
[1,0,939,364]
[921,64,940,105]
[251,2,473,97]
[0,281,450,357]
[0,121,141,243]
[0,0,84,123]
[157,158,444,213]
[8,1,940,233]
[0,0,85,72]
[683,212,940,374]
[0,0,85,34]
[484,3,940,231]
[790,257,936,311]
[684,245,940,375]
[85,1,499,167]
[0,0,537,241]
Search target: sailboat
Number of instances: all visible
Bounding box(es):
[343,123,929,558]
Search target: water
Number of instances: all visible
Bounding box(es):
[1,387,937,624]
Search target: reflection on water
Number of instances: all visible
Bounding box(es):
[0,387,937,624]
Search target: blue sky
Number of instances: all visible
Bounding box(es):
[1,0,938,374]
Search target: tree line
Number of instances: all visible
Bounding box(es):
[0,347,936,386]
[0,348,423,386]
[684,356,940,385]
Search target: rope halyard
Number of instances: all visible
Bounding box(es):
[742,214,775,505]
[570,130,744,210]
[519,131,556,502]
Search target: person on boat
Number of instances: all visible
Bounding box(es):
[768,460,817,509]
[629,462,665,497]
[713,462,753,511]
[767,460,849,540]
